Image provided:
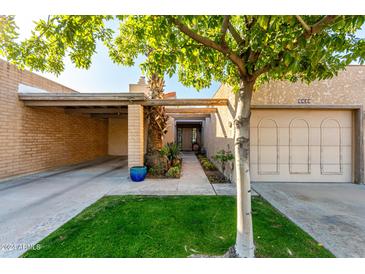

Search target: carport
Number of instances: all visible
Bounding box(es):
[18,90,228,169]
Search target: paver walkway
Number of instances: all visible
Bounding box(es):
[110,152,215,195]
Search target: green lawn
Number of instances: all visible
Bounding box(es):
[22,196,334,258]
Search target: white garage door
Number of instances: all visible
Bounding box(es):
[250,109,353,183]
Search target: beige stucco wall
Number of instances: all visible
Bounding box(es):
[108,118,128,156]
[214,65,365,105]
[163,117,175,145]
[205,65,365,183]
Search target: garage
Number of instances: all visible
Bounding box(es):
[250,109,354,183]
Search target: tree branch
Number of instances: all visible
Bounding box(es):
[248,51,260,64]
[221,16,230,46]
[169,16,247,77]
[308,15,338,37]
[228,22,244,46]
[32,15,52,43]
[169,17,223,52]
[252,64,271,79]
[246,17,256,30]
[295,15,311,32]
[253,15,339,79]
[297,15,339,39]
[252,51,284,79]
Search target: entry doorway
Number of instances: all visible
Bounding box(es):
[176,122,202,151]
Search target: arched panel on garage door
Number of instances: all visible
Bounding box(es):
[320,118,342,174]
[257,118,279,175]
[289,118,310,174]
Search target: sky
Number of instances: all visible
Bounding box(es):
[13,16,365,98]
[14,15,220,98]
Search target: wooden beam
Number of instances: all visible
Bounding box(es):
[18,92,145,101]
[22,100,134,107]
[22,99,227,107]
[19,93,228,107]
[90,113,128,119]
[169,113,211,118]
[166,107,217,114]
[174,117,206,121]
[65,107,128,114]
[143,99,227,106]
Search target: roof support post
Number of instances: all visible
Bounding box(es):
[128,104,145,169]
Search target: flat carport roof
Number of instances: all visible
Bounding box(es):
[18,92,227,119]
[18,92,228,107]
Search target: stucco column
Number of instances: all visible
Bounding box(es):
[128,104,144,168]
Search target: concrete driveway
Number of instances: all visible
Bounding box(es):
[253,182,365,258]
[0,157,128,258]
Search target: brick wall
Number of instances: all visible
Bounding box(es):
[127,105,144,168]
[108,117,128,156]
[0,59,108,180]
[127,78,146,168]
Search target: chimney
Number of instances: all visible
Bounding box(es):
[163,91,176,99]
[137,76,146,85]
[129,76,149,96]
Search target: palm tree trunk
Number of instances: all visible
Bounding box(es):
[233,79,255,258]
[146,74,168,153]
[146,106,164,153]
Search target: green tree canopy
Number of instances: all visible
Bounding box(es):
[1,15,113,73]
[1,15,365,90]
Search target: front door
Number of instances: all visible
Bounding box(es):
[182,128,193,151]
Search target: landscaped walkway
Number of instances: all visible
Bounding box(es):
[110,152,216,195]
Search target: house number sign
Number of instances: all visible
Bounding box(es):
[297,98,311,104]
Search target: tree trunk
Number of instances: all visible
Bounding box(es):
[146,74,168,153]
[233,79,255,258]
[144,74,170,175]
[146,106,164,153]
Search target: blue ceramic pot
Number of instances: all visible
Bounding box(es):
[130,166,147,182]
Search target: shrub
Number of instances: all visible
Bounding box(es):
[160,142,181,168]
[166,166,181,178]
[149,167,155,176]
[196,154,205,161]
[207,174,229,184]
[148,162,166,176]
[146,143,181,178]
[201,158,216,171]
[213,149,234,174]
[160,145,169,158]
